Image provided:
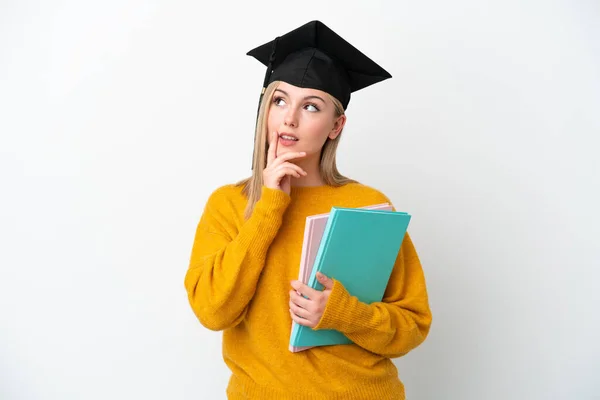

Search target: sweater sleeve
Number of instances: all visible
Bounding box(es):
[313,231,432,358]
[184,186,291,331]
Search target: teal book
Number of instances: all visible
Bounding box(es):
[289,206,411,349]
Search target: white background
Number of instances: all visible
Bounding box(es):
[1,1,599,399]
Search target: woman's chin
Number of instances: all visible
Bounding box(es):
[278,148,307,158]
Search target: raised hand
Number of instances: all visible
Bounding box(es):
[262,131,307,195]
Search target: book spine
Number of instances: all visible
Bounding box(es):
[307,207,339,290]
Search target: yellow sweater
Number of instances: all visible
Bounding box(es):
[184,182,432,400]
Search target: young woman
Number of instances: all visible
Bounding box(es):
[184,21,432,400]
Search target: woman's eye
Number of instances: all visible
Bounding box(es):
[305,104,319,112]
[274,97,286,106]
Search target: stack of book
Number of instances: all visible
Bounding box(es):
[289,203,411,352]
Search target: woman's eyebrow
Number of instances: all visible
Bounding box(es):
[274,89,325,103]
[304,95,326,103]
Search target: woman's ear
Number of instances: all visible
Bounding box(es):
[328,114,347,140]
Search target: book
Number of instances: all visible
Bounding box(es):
[289,203,393,352]
[289,206,411,351]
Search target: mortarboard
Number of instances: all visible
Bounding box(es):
[247,20,392,168]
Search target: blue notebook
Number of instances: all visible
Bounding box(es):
[289,206,411,349]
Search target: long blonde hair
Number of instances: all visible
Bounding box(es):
[236,81,356,219]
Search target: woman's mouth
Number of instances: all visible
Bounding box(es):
[279,133,299,146]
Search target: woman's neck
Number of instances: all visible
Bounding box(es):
[291,154,325,187]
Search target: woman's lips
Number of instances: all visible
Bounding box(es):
[279,133,299,147]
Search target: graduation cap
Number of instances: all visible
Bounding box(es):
[246,20,392,167]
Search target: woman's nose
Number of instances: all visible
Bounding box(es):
[284,108,298,127]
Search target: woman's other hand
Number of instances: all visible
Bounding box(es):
[289,272,334,328]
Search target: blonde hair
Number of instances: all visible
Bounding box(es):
[236,80,356,220]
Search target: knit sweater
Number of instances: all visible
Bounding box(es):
[184,182,432,400]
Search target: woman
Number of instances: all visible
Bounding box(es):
[184,20,432,400]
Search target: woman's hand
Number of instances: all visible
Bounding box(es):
[289,272,335,328]
[263,131,307,195]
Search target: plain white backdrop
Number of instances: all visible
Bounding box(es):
[1,1,599,399]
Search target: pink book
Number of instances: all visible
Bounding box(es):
[289,202,393,352]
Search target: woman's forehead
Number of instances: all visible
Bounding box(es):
[276,82,329,99]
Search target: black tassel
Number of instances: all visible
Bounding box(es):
[252,37,279,169]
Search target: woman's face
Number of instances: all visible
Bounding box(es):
[267,81,345,160]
